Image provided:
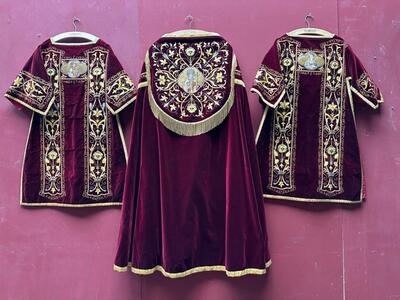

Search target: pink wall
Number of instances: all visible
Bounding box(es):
[1,0,399,299]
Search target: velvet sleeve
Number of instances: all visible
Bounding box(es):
[251,41,285,108]
[4,46,54,115]
[345,46,383,109]
[106,48,136,114]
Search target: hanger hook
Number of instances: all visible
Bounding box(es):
[305,13,314,28]
[72,16,80,31]
[185,15,194,29]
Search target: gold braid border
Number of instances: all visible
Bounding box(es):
[146,52,237,137]
[114,260,271,278]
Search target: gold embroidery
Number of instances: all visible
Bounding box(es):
[40,48,66,199]
[253,65,284,102]
[152,41,229,119]
[268,38,300,193]
[8,71,52,110]
[356,72,379,99]
[83,48,112,199]
[106,70,135,111]
[318,41,346,195]
[147,39,236,136]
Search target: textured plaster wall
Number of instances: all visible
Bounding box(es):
[0,0,399,299]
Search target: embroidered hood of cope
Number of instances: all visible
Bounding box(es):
[146,33,236,136]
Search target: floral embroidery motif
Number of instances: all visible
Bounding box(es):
[83,48,112,199]
[8,71,52,110]
[318,41,345,195]
[60,58,88,80]
[106,71,135,109]
[269,38,300,193]
[40,48,65,198]
[356,72,378,99]
[253,65,284,101]
[149,40,231,122]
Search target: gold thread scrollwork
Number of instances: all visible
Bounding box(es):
[8,71,53,111]
[151,40,230,121]
[253,65,284,102]
[356,72,378,99]
[318,41,346,195]
[106,70,135,109]
[268,38,299,193]
[39,48,66,199]
[84,48,112,199]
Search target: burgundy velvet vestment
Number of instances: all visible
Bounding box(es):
[251,34,383,204]
[114,30,271,278]
[5,38,135,207]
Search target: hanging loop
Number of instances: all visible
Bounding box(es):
[185,15,194,29]
[305,13,314,28]
[72,16,80,31]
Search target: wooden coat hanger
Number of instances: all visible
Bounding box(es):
[51,17,99,45]
[287,13,334,39]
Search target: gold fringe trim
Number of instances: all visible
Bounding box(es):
[114,260,271,278]
[250,88,285,109]
[146,52,237,136]
[20,201,122,207]
[5,93,55,116]
[263,193,362,204]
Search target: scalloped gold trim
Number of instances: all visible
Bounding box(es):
[146,52,237,136]
[114,260,271,278]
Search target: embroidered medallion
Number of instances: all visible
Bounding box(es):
[269,38,300,193]
[60,58,88,80]
[318,40,345,195]
[40,48,66,199]
[147,38,236,136]
[177,67,205,94]
[298,50,324,72]
[83,48,112,199]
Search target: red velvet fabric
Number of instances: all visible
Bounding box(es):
[115,59,270,274]
[253,35,383,203]
[5,39,134,206]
